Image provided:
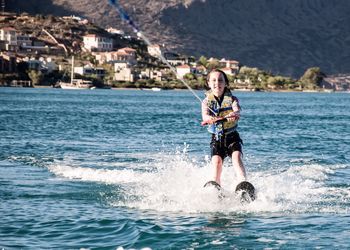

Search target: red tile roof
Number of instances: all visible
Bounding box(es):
[1,27,16,31]
[176,64,191,69]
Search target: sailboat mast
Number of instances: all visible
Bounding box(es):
[70,56,74,84]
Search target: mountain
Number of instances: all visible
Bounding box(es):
[6,0,350,77]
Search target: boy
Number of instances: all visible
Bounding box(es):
[201,69,247,187]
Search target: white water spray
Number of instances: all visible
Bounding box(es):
[48,149,350,214]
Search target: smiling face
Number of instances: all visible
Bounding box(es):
[207,71,226,97]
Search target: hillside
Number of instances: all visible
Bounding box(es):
[6,0,350,77]
[0,12,143,55]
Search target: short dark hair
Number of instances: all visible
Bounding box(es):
[206,69,229,85]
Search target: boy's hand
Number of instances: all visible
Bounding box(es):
[224,113,240,121]
[201,117,226,126]
[201,113,240,126]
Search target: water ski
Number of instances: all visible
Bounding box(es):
[203,180,222,191]
[203,181,225,199]
[235,181,256,203]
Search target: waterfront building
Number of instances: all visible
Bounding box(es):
[83,34,113,52]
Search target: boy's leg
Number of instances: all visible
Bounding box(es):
[231,151,246,181]
[211,155,223,185]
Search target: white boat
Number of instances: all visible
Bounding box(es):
[59,56,93,90]
[60,79,93,89]
[151,87,162,91]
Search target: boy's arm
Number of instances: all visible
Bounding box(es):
[224,96,241,121]
[201,98,228,125]
[201,98,213,122]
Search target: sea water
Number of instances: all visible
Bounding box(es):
[0,88,349,249]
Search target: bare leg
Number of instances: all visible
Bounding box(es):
[231,151,246,181]
[211,155,223,185]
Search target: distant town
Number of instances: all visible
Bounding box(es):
[0,12,349,91]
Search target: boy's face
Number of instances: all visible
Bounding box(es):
[208,72,226,97]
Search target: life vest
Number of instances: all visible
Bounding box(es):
[206,88,238,137]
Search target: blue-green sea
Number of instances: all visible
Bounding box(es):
[1,88,349,249]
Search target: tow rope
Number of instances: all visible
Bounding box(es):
[108,0,205,104]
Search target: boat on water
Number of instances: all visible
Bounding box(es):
[59,79,93,89]
[59,56,93,90]
[151,87,162,91]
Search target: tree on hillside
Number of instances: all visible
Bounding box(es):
[267,76,291,89]
[101,63,115,84]
[239,66,260,76]
[17,62,29,79]
[197,56,208,67]
[206,59,219,71]
[299,67,326,89]
[197,76,207,89]
[183,73,196,81]
[27,70,43,86]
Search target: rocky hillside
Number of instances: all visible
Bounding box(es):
[6,0,350,77]
[0,13,139,55]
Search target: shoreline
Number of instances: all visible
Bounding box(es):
[0,85,347,93]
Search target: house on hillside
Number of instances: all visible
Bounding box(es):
[114,62,136,82]
[147,44,162,58]
[116,47,136,63]
[74,64,94,76]
[221,67,238,76]
[195,65,207,75]
[94,51,116,64]
[163,52,188,66]
[93,47,136,64]
[176,64,194,79]
[62,15,89,24]
[0,27,17,51]
[22,56,57,73]
[219,58,240,69]
[63,15,83,21]
[213,58,240,75]
[322,75,350,91]
[106,27,124,35]
[140,69,165,82]
[207,57,218,64]
[234,78,253,89]
[74,64,105,79]
[83,34,113,52]
[17,34,32,48]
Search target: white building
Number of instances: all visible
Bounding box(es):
[114,68,135,82]
[106,27,124,35]
[221,67,239,76]
[114,62,136,82]
[140,69,165,81]
[0,27,17,45]
[147,44,162,58]
[163,52,187,66]
[176,64,193,79]
[0,27,17,51]
[114,62,129,71]
[63,15,83,21]
[74,65,94,76]
[74,64,105,79]
[219,58,240,70]
[83,34,113,52]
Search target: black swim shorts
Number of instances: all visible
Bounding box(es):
[210,131,243,159]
